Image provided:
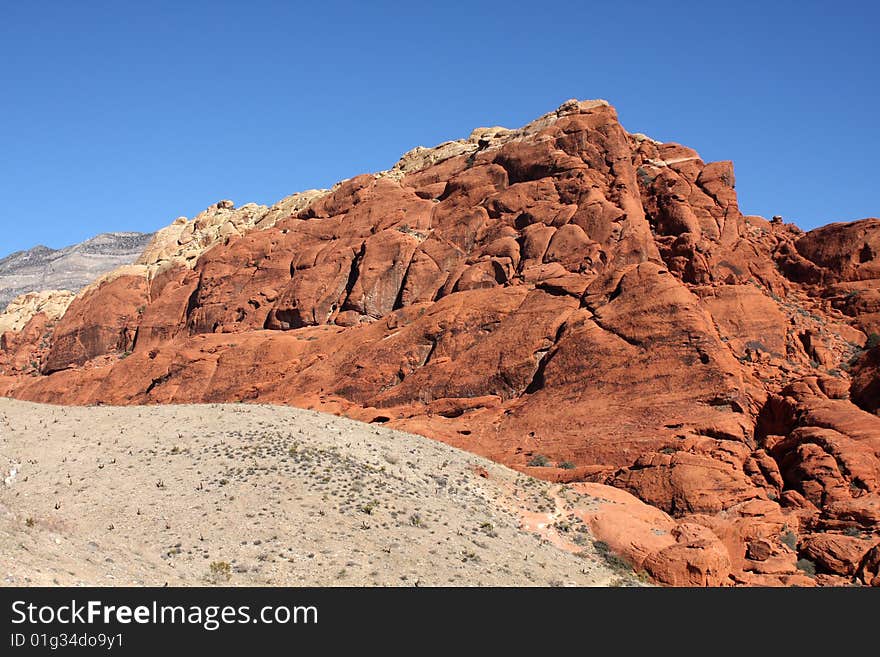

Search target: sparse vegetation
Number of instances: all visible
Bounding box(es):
[780,528,798,551]
[2,399,639,586]
[208,561,232,582]
[846,347,868,369]
[796,558,817,577]
[460,550,479,563]
[584,542,635,577]
[527,454,550,467]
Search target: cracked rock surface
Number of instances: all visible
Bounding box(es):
[2,99,879,586]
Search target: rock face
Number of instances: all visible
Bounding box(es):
[136,191,327,271]
[2,99,879,587]
[0,290,75,376]
[0,232,154,311]
[0,290,75,338]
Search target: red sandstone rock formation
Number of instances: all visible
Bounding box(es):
[2,99,878,586]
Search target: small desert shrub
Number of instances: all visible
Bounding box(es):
[796,558,817,577]
[867,333,880,350]
[527,454,550,467]
[208,561,231,582]
[780,528,798,551]
[460,550,479,563]
[25,517,36,528]
[558,461,576,470]
[847,349,867,368]
[593,540,632,573]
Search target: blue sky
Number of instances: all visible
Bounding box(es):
[0,1,877,255]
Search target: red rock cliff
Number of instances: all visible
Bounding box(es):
[2,99,879,587]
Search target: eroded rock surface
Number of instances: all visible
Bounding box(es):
[2,99,879,586]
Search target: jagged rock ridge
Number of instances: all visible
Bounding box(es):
[0,232,155,310]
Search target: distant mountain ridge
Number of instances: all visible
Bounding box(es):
[0,232,154,310]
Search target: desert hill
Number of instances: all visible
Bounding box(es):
[0,398,650,586]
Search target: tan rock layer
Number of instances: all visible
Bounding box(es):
[0,290,75,338]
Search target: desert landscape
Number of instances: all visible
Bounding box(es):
[0,398,647,587]
[1,99,878,587]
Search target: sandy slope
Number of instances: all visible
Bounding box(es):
[0,399,640,587]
